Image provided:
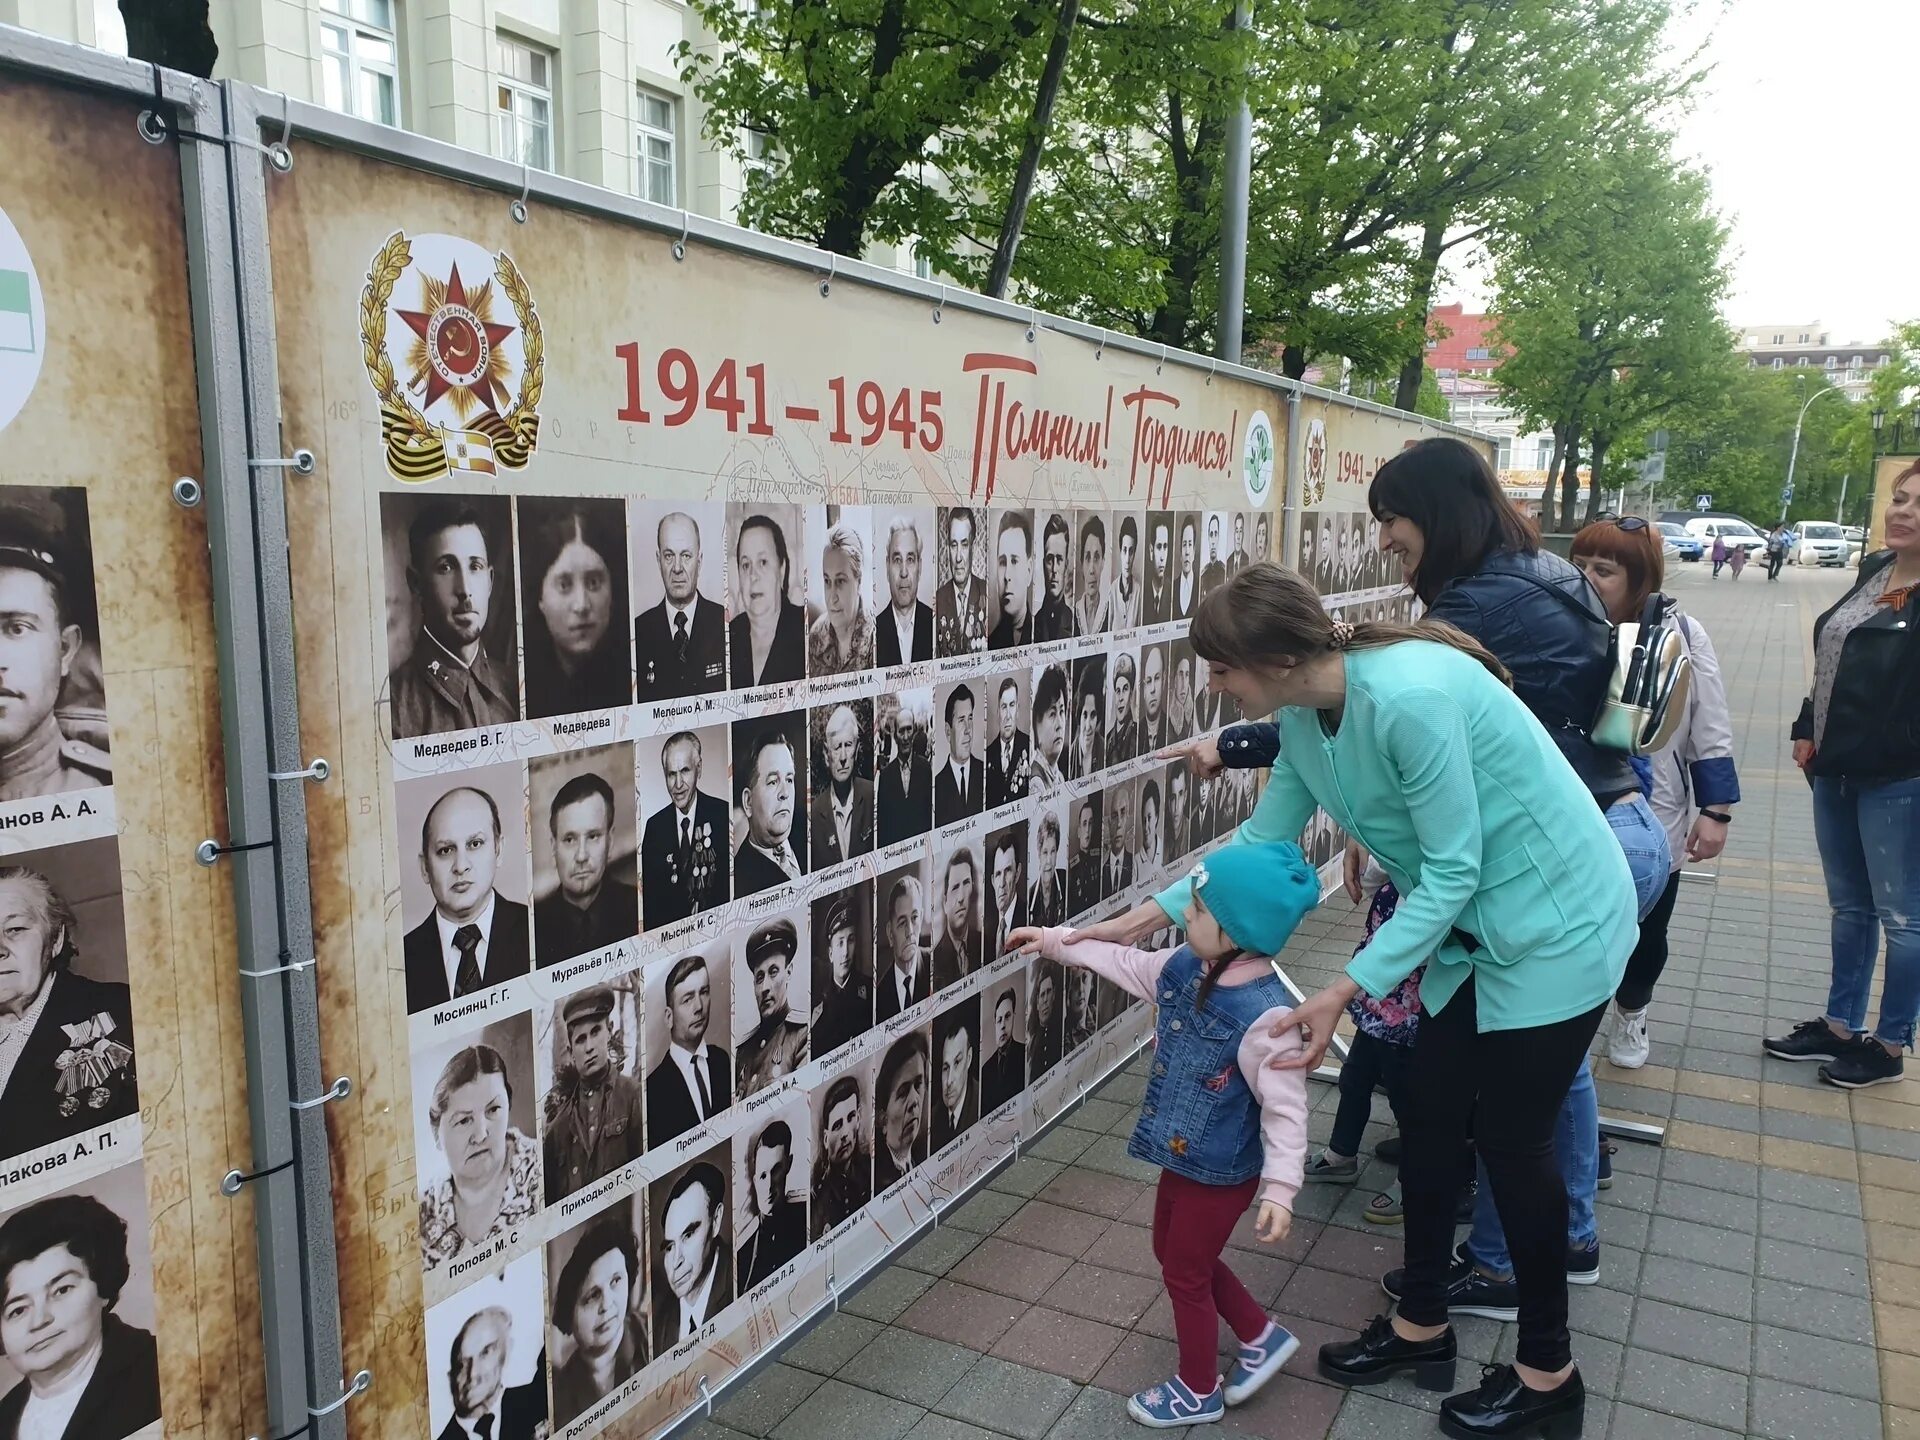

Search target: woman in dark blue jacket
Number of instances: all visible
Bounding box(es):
[1213,438,1669,1327]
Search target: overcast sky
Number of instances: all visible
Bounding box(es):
[1441,0,1919,346]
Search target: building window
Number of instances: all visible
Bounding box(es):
[1772,333,1784,344]
[1826,356,1838,368]
[320,0,399,126]
[1795,356,1809,368]
[1799,332,1810,343]
[743,128,776,183]
[1771,358,1783,369]
[496,37,553,170]
[1465,346,1490,362]
[1495,439,1513,470]
[1850,355,1864,369]
[636,87,677,205]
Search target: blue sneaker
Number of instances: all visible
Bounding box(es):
[1223,1320,1300,1405]
[1126,1376,1225,1427]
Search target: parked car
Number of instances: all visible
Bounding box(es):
[1680,516,1768,558]
[1790,521,1850,567]
[1656,521,1703,562]
[1844,526,1867,565]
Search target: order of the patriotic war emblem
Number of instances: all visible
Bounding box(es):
[360,230,544,483]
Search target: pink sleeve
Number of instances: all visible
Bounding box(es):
[1236,1008,1311,1210]
[1035,926,1174,1003]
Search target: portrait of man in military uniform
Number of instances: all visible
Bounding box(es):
[733,918,810,1101]
[809,1072,870,1240]
[0,491,110,802]
[381,492,519,740]
[933,506,988,658]
[809,883,872,1060]
[530,746,638,967]
[639,728,730,930]
[542,983,644,1203]
[929,996,979,1154]
[734,1114,808,1292]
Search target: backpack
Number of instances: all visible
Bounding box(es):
[1591,593,1692,756]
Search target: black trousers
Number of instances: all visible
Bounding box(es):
[1328,1029,1412,1158]
[1398,977,1606,1371]
[1617,870,1682,1012]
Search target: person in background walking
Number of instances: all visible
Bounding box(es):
[1728,540,1748,581]
[1009,841,1318,1428]
[1766,524,1791,581]
[1571,519,1740,1069]
[1768,465,1920,1088]
[1711,533,1729,577]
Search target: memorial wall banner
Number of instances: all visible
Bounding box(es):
[0,74,264,1440]
[265,142,1284,1438]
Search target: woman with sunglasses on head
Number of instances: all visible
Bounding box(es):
[1766,464,1920,1088]
[1571,518,1740,1068]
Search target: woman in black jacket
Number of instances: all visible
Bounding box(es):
[1767,466,1920,1088]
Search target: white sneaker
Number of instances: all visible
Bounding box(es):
[1608,1007,1650,1069]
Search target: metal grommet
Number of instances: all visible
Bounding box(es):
[291,448,316,475]
[195,838,223,867]
[265,90,294,171]
[933,284,946,325]
[269,757,330,784]
[819,253,837,298]
[171,476,203,509]
[510,162,531,224]
[136,109,169,145]
[673,210,691,261]
[1026,305,1040,343]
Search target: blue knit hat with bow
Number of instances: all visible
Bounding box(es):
[1190,842,1319,957]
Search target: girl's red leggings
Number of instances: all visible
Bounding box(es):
[1151,1169,1269,1391]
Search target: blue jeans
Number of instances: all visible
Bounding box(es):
[1469,1058,1599,1274]
[1467,796,1667,1275]
[1815,774,1920,1048]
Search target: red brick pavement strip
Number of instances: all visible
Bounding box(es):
[989,1306,1131,1383]
[1042,1262,1164,1327]
[893,1278,1030,1351]
[1078,1221,1161,1279]
[1276,1265,1388,1330]
[993,1200,1110,1259]
[1035,1168,1151,1219]
[945,1237,1075,1304]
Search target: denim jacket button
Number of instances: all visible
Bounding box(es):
[1169,1019,1182,1032]
[1154,1063,1167,1076]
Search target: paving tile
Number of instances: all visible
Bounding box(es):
[932,1356,1081,1440]
[1024,1126,1096,1165]
[944,1188,1025,1235]
[1326,1390,1453,1438]
[946,1238,1075,1304]
[1753,1323,1879,1402]
[1607,1401,1740,1439]
[844,1266,937,1324]
[902,1417,1001,1440]
[1616,1347,1748,1430]
[784,1312,886,1375]
[1079,1220,1161,1279]
[988,1158,1065,1199]
[1880,1302,1920,1358]
[769,1377,926,1440]
[1036,1168,1149,1219]
[1627,1298,1752,1372]
[1859,1122,1920,1162]
[1666,1118,1759,1164]
[1747,1376,1885,1440]
[1058,1094,1131,1133]
[1760,1134,1859,1181]
[1645,1214,1755,1273]
[1089,1329,1181,1395]
[1275,1266,1383,1330]
[1871,1220,1920,1267]
[989,1306,1128,1383]
[1043,1261,1163,1327]
[1759,1196,1868,1254]
[1756,1235,1873,1298]
[895,1279,1030,1352]
[714,1362,829,1437]
[897,1226,986,1277]
[1213,1372,1344,1438]
[1041,1385,1137,1440]
[1652,1179,1758,1232]
[1887,1349,1920,1410]
[1660,1148,1760,1196]
[1632,1254,1753,1321]
[1758,1167,1862,1215]
[994,1200,1108,1259]
[834,1328,981,1407]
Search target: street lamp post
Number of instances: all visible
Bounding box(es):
[1782,383,1843,523]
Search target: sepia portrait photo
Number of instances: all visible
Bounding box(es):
[873,507,937,667]
[546,1192,649,1428]
[1027,662,1069,794]
[730,710,808,899]
[875,688,933,848]
[1026,799,1069,929]
[933,505,988,658]
[808,697,874,872]
[537,971,643,1205]
[516,495,631,719]
[872,1027,929,1192]
[979,973,1026,1116]
[809,879,873,1060]
[423,1252,548,1440]
[733,1106,810,1294]
[637,724,731,931]
[806,505,875,677]
[987,508,1035,651]
[1030,508,1077,643]
[929,831,982,997]
[643,943,731,1147]
[932,677,985,828]
[727,503,808,690]
[412,1012,540,1271]
[528,742,638,968]
[731,910,811,1102]
[648,1146,733,1355]
[874,854,931,1024]
[631,500,728,702]
[929,994,980,1154]
[808,1060,872,1240]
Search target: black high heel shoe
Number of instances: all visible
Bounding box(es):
[1317,1313,1457,1390]
[1439,1363,1585,1438]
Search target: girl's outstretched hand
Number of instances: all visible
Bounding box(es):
[1003,926,1046,957]
[1255,1201,1292,1243]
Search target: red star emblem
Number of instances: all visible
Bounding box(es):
[395,262,517,417]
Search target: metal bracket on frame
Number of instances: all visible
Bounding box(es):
[138,86,293,172]
[243,1369,371,1440]
[268,757,330,783]
[251,449,316,475]
[289,1076,352,1111]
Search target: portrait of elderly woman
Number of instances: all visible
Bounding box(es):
[417,1036,542,1268]
[517,496,632,719]
[807,515,875,677]
[0,1191,161,1440]
[728,507,808,689]
[0,856,137,1166]
[548,1202,648,1429]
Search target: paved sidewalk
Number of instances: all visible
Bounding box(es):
[688,562,1913,1440]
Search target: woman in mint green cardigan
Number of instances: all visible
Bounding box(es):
[1094,564,1636,1440]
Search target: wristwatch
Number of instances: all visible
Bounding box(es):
[1700,810,1733,824]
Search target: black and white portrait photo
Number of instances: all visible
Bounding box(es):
[1063,965,1097,1054]
[1073,510,1109,637]
[875,689,933,848]
[933,506,988,658]
[1028,663,1069,793]
[546,1194,649,1428]
[1100,776,1137,901]
[1163,760,1192,868]
[1136,775,1164,887]
[1190,774,1217,851]
[1105,646,1140,767]
[984,820,1027,962]
[649,1150,733,1355]
[631,501,728,702]
[809,881,873,1059]
[932,679,984,827]
[0,490,110,801]
[1067,790,1103,919]
[1137,641,1169,755]
[988,509,1034,651]
[809,1068,871,1240]
[1026,803,1068,929]
[730,711,809,899]
[983,670,1030,812]
[529,744,638,967]
[1173,511,1200,621]
[1226,510,1253,579]
[808,698,874,871]
[1027,958,1065,1082]
[638,726,731,930]
[1068,654,1106,781]
[397,763,532,1015]
[424,1255,549,1440]
[727,504,808,690]
[1141,510,1174,629]
[930,835,982,995]
[1254,512,1272,569]
[1314,511,1336,595]
[873,508,936,667]
[733,1109,809,1293]
[806,507,875,678]
[0,839,136,1165]
[732,915,811,1102]
[1031,509,1077,643]
[1108,513,1142,632]
[382,492,519,741]
[539,977,644,1204]
[413,1015,540,1269]
[1166,639,1198,745]
[929,995,980,1153]
[979,975,1025,1115]
[644,946,730,1146]
[1199,510,1230,603]
[872,1029,929,1191]
[874,858,931,1024]
[517,496,631,719]
[0,1167,161,1440]
[1350,512,1371,592]
[1298,512,1320,597]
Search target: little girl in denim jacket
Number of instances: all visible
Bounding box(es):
[1008,841,1318,1428]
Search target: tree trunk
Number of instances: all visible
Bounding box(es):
[121,0,217,75]
[985,0,1080,299]
[1556,427,1583,535]
[1394,215,1450,411]
[1542,425,1568,533]
[1280,344,1307,380]
[1585,434,1610,525]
